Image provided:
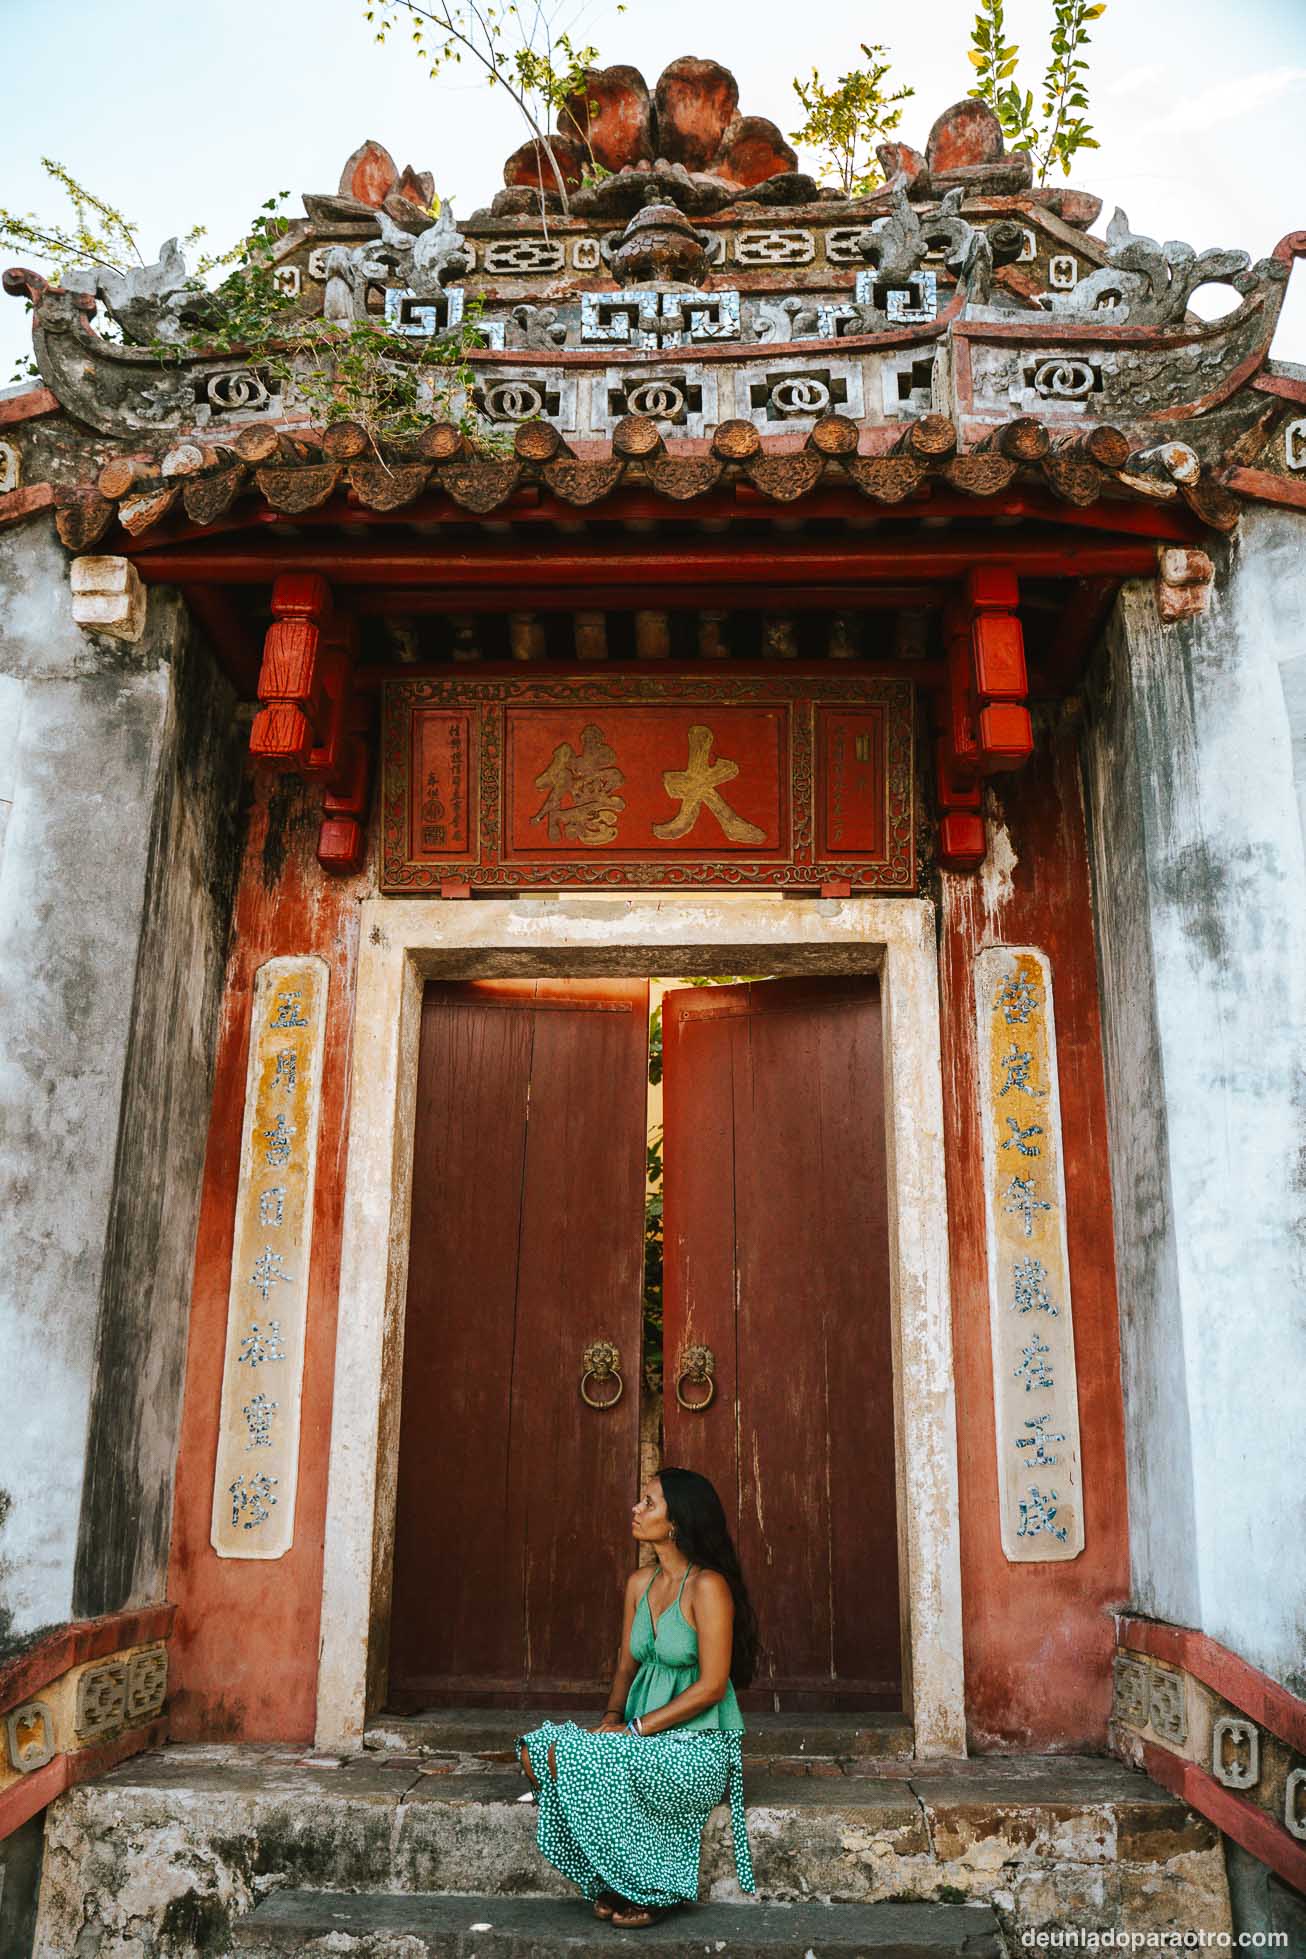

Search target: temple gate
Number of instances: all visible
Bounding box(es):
[3,52,1306,1952]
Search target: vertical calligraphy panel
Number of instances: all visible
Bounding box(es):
[210,956,329,1559]
[975,946,1085,1562]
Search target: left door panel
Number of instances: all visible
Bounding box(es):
[389,978,650,1707]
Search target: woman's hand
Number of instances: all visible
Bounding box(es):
[590,1712,627,1734]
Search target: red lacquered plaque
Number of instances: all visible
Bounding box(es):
[382,672,915,893]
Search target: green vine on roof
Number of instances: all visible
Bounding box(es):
[1,170,506,454]
[967,0,1106,183]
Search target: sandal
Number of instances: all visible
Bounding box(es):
[593,1893,624,1920]
[610,1903,671,1928]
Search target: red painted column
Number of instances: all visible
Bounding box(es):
[166,771,367,1741]
[938,714,1131,1750]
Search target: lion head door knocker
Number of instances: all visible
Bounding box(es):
[580,1339,624,1409]
[675,1343,717,1412]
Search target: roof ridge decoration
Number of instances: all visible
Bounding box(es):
[3,60,1304,529]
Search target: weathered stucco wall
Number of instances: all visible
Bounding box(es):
[71,600,243,1617]
[938,720,1131,1751]
[0,522,241,1647]
[1084,507,1306,1695]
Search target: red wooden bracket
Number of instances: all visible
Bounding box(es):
[251,572,332,768]
[966,568,1033,774]
[932,569,1034,872]
[248,573,374,874]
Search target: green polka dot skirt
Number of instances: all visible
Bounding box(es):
[516,1721,756,1908]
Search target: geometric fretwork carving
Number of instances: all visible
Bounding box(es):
[1147,1665,1188,1744]
[125,1646,169,1723]
[74,1662,128,1740]
[1112,1654,1150,1727]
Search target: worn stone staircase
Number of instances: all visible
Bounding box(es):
[34,1712,1231,1955]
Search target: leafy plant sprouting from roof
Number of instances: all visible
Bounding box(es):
[0,159,206,377]
[967,0,1106,183]
[789,45,916,198]
[1,169,507,454]
[0,159,211,289]
[363,0,625,214]
[166,194,506,454]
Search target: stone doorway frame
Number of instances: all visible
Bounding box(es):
[315,894,966,1757]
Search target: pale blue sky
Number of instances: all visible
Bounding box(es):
[3,0,1305,373]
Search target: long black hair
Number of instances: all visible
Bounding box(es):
[657,1466,759,1688]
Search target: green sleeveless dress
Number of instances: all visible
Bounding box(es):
[517,1567,755,1908]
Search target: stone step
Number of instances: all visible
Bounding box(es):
[232,1891,1008,1956]
[366,1708,915,1763]
[35,1747,1230,1953]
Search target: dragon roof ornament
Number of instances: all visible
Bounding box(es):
[1,56,1303,535]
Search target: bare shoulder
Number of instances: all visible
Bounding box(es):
[684,1566,732,1624]
[692,1568,732,1603]
[625,1565,651,1597]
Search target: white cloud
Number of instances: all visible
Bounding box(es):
[1109,62,1165,97]
[1144,67,1306,135]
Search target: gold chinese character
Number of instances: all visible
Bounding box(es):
[532,723,625,845]
[654,724,765,845]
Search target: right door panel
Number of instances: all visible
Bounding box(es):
[661,978,901,1708]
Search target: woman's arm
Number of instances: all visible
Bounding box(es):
[633,1571,734,1737]
[592,1570,644,1732]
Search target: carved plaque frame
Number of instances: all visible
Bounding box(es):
[381,671,915,893]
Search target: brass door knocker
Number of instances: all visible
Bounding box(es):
[580,1339,624,1409]
[675,1343,717,1412]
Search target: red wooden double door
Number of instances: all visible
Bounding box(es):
[388,977,901,1711]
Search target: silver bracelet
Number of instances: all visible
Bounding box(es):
[626,1716,643,1736]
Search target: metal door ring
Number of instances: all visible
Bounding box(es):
[675,1343,717,1412]
[581,1339,624,1409]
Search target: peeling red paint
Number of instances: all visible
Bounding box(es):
[939,718,1131,1752]
[169,722,1128,1750]
[166,769,367,1743]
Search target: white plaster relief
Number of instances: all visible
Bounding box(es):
[1285,1767,1306,1840]
[1211,1714,1258,1788]
[974,946,1085,1561]
[210,956,329,1559]
[599,362,719,439]
[315,897,965,1757]
[5,1702,55,1773]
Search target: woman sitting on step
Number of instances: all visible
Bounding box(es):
[517,1466,757,1930]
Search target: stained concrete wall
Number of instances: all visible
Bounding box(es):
[0,520,242,1649]
[1083,505,1306,1694]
